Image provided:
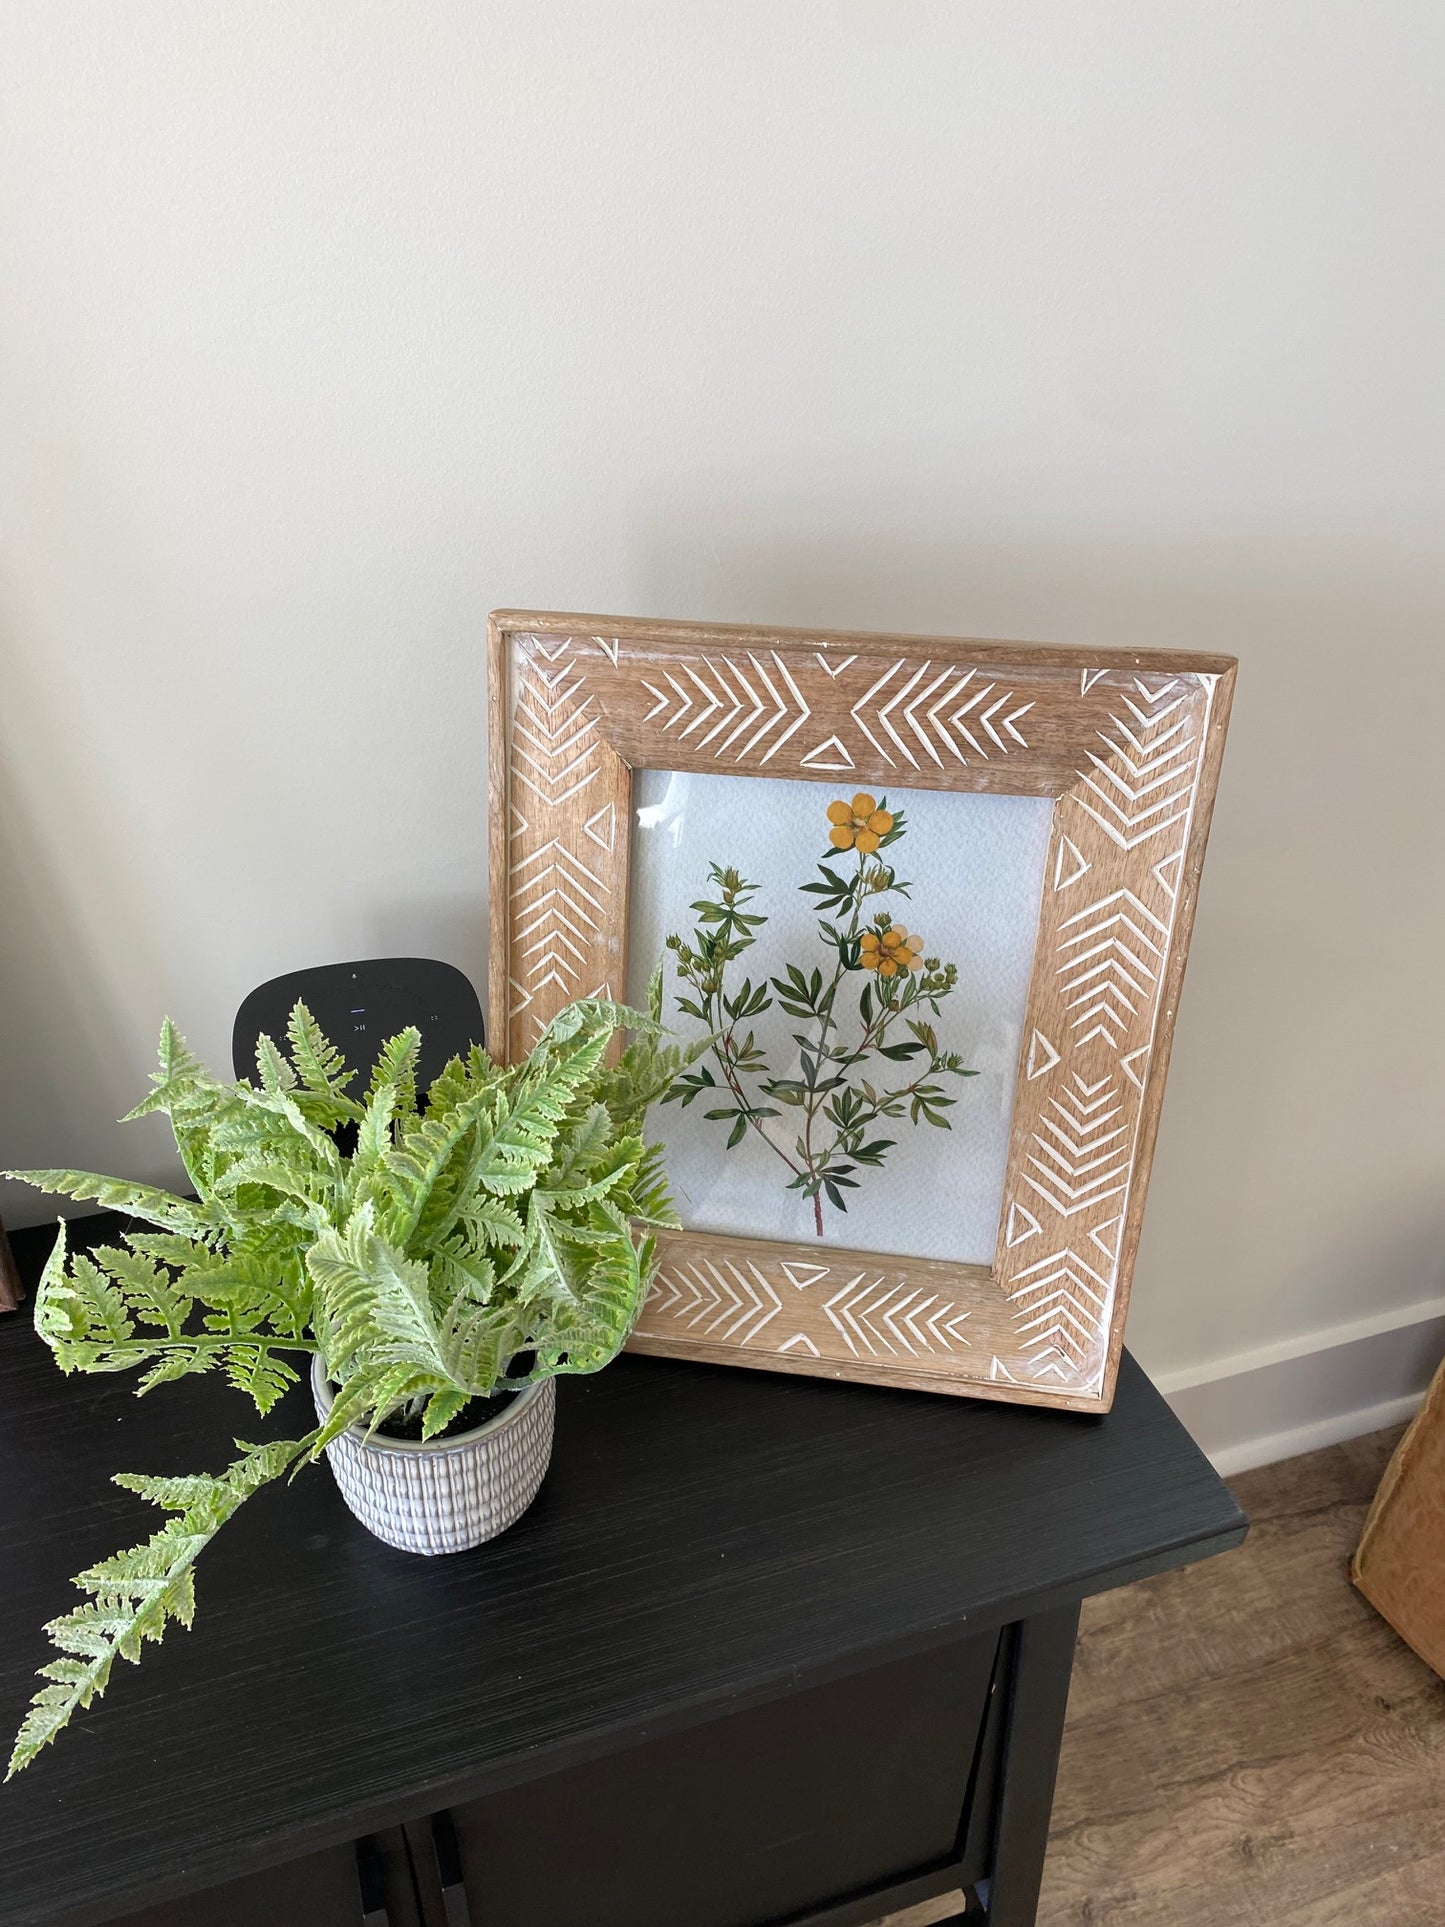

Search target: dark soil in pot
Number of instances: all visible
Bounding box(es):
[373,1386,519,1441]
[360,1352,539,1443]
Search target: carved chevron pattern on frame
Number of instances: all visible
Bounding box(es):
[1007,1247,1112,1379]
[626,652,1035,773]
[821,1275,973,1357]
[848,660,1033,770]
[647,1257,783,1346]
[508,831,610,1014]
[1075,677,1201,851]
[511,639,602,808]
[996,670,1216,1393]
[505,636,619,1044]
[639,653,812,763]
[1055,890,1168,1050]
[637,1241,976,1369]
[1021,1073,1130,1218]
[496,619,1231,1411]
[581,635,1042,781]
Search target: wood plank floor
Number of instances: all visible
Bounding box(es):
[1039,1425,1445,1925]
[877,1426,1445,1927]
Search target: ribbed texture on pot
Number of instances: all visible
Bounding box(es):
[311,1359,555,1555]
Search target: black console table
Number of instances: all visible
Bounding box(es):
[0,1220,1244,1927]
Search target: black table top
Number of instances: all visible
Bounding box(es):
[0,1219,1245,1927]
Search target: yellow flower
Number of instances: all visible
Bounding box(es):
[826,792,895,855]
[859,924,925,977]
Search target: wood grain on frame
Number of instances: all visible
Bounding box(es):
[488,611,1236,1413]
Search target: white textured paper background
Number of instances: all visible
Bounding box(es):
[627,769,1054,1264]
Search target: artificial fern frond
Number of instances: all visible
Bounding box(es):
[616,1142,680,1230]
[534,1133,645,1213]
[121,1019,213,1123]
[254,1032,298,1094]
[282,1003,364,1129]
[423,1052,472,1121]
[367,1026,421,1121]
[7,1436,309,1777]
[533,996,657,1054]
[308,1202,454,1391]
[88,1244,188,1338]
[436,1292,529,1409]
[450,1196,527,1253]
[381,1087,505,1251]
[521,1200,654,1381]
[7,991,680,1777]
[222,1344,299,1414]
[2,1170,219,1239]
[430,1243,496,1308]
[286,1002,354,1097]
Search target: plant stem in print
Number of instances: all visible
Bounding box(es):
[664,792,975,1236]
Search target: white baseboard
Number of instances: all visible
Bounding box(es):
[1157,1305,1445,1478]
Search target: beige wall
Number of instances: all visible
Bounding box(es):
[3,5,1444,1419]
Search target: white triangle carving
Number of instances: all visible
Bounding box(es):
[583,802,616,851]
[594,635,621,667]
[799,733,854,771]
[1081,668,1111,694]
[1120,1044,1150,1091]
[1006,1202,1042,1248]
[1152,850,1184,899]
[778,1332,821,1356]
[1027,1030,1061,1080]
[1089,1214,1124,1263]
[781,1262,831,1290]
[1053,836,1091,892]
[815,653,857,679]
[990,1356,1017,1381]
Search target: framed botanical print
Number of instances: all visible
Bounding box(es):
[488,610,1235,1413]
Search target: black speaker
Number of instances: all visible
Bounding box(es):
[231,958,485,1096]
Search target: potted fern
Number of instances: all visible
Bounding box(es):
[3,985,686,1777]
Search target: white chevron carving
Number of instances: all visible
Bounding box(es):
[500,623,1226,1409]
[511,651,601,809]
[1022,1073,1129,1218]
[822,1274,972,1357]
[1074,680,1202,850]
[638,653,811,763]
[1009,1246,1111,1379]
[849,661,1032,769]
[648,1258,783,1345]
[508,838,610,1013]
[1055,890,1167,1049]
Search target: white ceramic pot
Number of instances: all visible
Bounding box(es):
[310,1357,556,1555]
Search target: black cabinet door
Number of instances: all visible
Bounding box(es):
[447,1634,1000,1927]
[103,1831,423,1927]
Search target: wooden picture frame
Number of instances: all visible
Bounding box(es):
[488,611,1235,1413]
